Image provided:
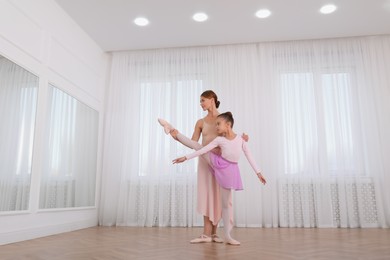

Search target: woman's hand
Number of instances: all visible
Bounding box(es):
[172,156,187,164]
[257,172,266,185]
[211,147,222,156]
[242,133,249,142]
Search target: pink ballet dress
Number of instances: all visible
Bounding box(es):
[185,135,261,190]
[209,153,243,190]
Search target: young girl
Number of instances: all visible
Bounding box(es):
[171,112,266,245]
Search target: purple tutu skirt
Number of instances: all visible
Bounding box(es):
[209,153,243,191]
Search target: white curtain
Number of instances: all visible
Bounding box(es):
[39,85,98,209]
[100,35,390,228]
[0,56,38,211]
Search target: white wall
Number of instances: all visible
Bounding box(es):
[0,0,109,245]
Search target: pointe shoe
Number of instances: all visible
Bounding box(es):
[226,238,241,246]
[157,118,174,135]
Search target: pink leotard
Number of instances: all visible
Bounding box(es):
[186,134,261,174]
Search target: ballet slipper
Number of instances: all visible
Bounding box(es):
[157,118,174,134]
[211,234,224,243]
[226,238,241,246]
[190,234,212,243]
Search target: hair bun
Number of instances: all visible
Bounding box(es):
[216,101,221,108]
[217,111,234,127]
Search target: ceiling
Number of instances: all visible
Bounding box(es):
[54,0,390,52]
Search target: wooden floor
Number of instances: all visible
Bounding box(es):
[1,227,390,260]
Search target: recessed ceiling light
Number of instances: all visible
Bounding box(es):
[320,4,337,14]
[192,12,208,22]
[134,17,149,26]
[255,9,272,18]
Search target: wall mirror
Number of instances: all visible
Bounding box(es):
[39,85,98,209]
[0,55,39,212]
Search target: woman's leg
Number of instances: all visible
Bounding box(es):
[211,222,223,243]
[176,134,223,241]
[203,216,223,243]
[189,215,216,243]
[203,216,213,236]
[189,215,213,243]
[175,133,213,165]
[176,133,202,150]
[175,133,226,242]
[160,119,221,242]
[190,157,221,244]
[220,187,240,245]
[158,119,203,150]
[174,134,219,238]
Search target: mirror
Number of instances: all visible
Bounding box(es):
[0,55,39,212]
[39,85,98,209]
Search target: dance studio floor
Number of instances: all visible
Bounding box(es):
[1,226,389,259]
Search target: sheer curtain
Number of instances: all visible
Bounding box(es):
[276,56,373,227]
[100,35,390,228]
[0,57,38,211]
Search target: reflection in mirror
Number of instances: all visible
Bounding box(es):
[39,85,98,209]
[0,55,38,212]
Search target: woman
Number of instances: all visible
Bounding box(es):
[172,112,266,245]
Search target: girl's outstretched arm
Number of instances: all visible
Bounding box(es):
[257,172,266,185]
[172,156,187,164]
[172,137,221,164]
[242,141,266,185]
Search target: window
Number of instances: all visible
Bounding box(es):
[138,80,203,176]
[321,73,355,172]
[281,71,358,175]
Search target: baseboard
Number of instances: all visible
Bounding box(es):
[0,218,97,245]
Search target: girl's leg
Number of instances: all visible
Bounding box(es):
[220,187,240,245]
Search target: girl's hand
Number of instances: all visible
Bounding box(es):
[257,172,266,185]
[172,156,187,164]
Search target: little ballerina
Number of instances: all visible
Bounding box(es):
[168,112,266,245]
